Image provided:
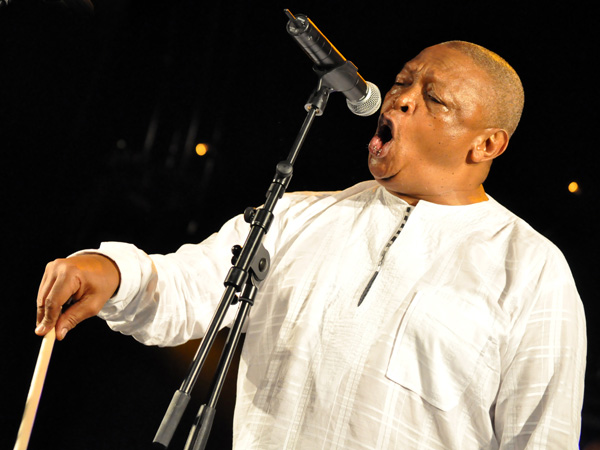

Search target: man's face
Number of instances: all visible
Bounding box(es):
[368,44,492,204]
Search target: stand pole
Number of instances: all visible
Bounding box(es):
[152,83,332,449]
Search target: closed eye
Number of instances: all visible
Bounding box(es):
[426,91,445,106]
[428,94,443,104]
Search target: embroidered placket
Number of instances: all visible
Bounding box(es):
[357,206,412,306]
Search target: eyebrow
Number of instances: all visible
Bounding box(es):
[397,62,417,76]
[397,63,451,89]
[403,61,419,71]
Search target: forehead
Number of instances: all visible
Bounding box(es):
[399,45,491,111]
[399,45,482,81]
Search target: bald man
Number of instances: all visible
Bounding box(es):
[36,42,585,449]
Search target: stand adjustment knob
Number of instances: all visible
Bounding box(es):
[244,207,256,223]
[231,245,242,264]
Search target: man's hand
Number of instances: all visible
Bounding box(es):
[35,254,121,340]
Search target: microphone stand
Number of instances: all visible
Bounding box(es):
[152,78,334,450]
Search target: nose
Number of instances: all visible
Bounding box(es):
[393,90,415,113]
[396,101,410,113]
[386,85,416,114]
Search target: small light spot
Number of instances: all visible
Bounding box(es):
[568,181,580,193]
[195,143,209,156]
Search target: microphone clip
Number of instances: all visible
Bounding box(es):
[314,60,364,102]
[305,81,332,116]
[304,61,364,116]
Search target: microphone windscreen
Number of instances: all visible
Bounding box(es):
[346,82,381,116]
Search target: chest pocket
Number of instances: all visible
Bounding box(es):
[386,290,496,411]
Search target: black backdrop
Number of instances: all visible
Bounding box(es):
[2,1,598,449]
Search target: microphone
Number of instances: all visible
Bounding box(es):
[284,9,381,117]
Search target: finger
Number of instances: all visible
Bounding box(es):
[36,263,57,327]
[54,295,106,340]
[36,267,82,335]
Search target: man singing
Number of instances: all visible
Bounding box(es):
[35,41,586,449]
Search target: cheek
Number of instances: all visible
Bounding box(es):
[422,118,467,149]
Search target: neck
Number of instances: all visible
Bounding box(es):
[385,184,489,206]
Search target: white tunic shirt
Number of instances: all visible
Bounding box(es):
[95,181,586,449]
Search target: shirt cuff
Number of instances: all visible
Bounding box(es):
[70,241,148,319]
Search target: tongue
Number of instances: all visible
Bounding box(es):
[368,135,390,158]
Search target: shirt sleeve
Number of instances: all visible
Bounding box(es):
[84,187,334,347]
[494,248,587,448]
[89,212,252,347]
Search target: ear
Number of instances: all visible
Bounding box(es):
[469,128,509,163]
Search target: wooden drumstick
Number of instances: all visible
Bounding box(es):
[14,328,56,450]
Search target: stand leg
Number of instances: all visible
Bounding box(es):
[184,300,251,450]
[184,405,216,450]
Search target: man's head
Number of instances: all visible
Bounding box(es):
[442,41,524,137]
[368,41,524,205]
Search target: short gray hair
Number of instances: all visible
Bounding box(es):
[441,41,525,137]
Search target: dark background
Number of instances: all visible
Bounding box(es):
[1,1,597,449]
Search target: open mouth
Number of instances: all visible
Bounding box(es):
[378,122,393,145]
[368,116,395,157]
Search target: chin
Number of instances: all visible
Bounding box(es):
[368,157,387,179]
[368,161,395,183]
